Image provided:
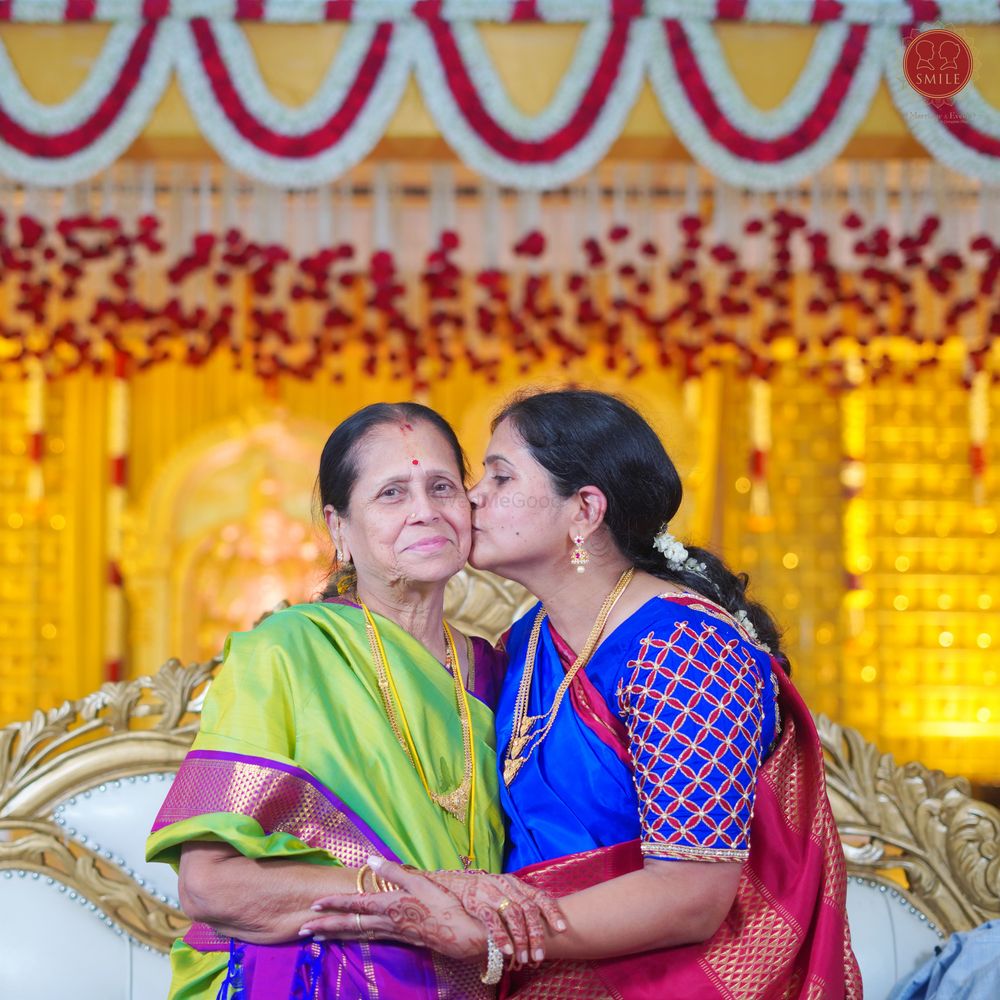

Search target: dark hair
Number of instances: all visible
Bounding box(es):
[494,388,787,669]
[316,402,468,599]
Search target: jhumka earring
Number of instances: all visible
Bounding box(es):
[570,535,589,573]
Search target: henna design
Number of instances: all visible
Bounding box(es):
[423,871,563,962]
[382,893,482,960]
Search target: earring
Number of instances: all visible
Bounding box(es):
[336,563,357,595]
[570,535,589,573]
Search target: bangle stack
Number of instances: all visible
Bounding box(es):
[356,863,396,894]
[480,933,503,985]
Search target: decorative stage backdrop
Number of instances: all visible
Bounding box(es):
[0,4,998,790]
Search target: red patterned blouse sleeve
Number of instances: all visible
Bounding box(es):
[616,613,766,863]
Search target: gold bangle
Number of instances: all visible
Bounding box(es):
[356,864,372,894]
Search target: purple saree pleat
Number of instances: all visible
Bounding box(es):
[206,927,482,1000]
[233,938,445,1000]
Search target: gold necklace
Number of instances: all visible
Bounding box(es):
[359,601,477,864]
[502,566,635,786]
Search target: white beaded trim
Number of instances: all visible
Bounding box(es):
[52,772,180,910]
[0,868,170,954]
[847,875,944,939]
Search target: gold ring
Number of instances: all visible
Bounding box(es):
[355,912,364,934]
[496,897,512,916]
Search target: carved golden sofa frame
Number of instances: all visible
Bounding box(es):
[2,572,999,999]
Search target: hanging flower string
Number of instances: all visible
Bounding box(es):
[104,350,129,683]
[2,202,998,390]
[967,356,990,506]
[748,372,773,530]
[841,361,870,636]
[24,360,44,506]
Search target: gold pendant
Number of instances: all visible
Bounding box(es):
[503,756,523,786]
[507,715,540,760]
[430,784,470,822]
[520,714,541,736]
[507,733,531,760]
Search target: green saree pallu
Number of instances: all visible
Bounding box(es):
[146,601,505,1000]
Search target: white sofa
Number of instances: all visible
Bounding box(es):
[2,570,998,999]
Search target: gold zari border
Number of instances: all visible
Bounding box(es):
[641,841,750,863]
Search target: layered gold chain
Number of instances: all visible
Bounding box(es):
[502,566,635,786]
[360,601,477,863]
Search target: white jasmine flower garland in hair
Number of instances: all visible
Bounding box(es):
[735,609,771,653]
[654,526,769,652]
[652,527,707,575]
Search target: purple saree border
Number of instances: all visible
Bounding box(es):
[152,748,399,864]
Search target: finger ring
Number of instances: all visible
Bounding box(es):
[496,897,512,916]
[355,913,364,934]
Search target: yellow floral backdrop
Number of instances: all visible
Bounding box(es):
[1,351,996,786]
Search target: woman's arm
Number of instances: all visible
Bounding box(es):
[536,858,741,960]
[307,860,567,962]
[307,856,736,963]
[178,841,358,944]
[180,843,560,957]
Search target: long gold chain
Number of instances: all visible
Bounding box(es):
[502,566,635,786]
[359,602,477,863]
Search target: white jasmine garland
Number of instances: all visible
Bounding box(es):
[881,25,1000,184]
[173,20,412,189]
[652,528,689,569]
[411,16,650,189]
[645,18,883,189]
[0,21,176,186]
[653,527,710,576]
[735,609,771,653]
[2,7,999,190]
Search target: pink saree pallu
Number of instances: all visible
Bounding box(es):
[503,670,863,1000]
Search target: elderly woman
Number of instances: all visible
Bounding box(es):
[146,402,562,1000]
[305,389,860,998]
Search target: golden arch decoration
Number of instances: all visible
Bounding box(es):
[121,408,331,672]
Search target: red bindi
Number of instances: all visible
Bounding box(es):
[412,459,420,465]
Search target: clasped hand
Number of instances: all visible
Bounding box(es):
[301,857,566,966]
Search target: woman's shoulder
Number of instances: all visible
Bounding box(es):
[224,601,359,658]
[621,591,771,660]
